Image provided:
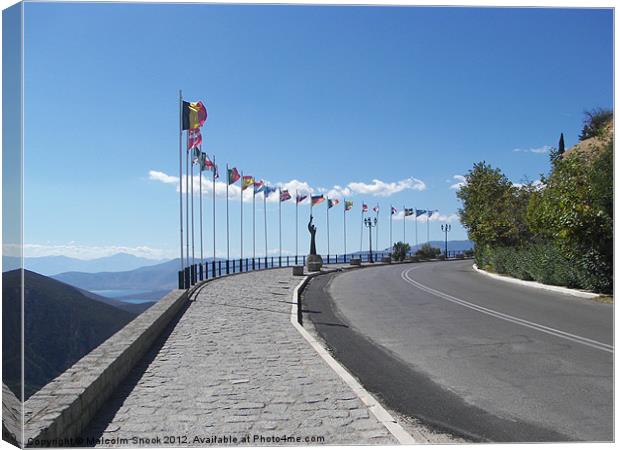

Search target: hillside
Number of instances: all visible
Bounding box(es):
[2,270,137,399]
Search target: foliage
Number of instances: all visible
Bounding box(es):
[579,108,613,141]
[458,111,613,293]
[457,162,533,248]
[391,242,410,261]
[415,243,441,260]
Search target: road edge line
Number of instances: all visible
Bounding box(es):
[290,273,418,445]
[472,264,599,299]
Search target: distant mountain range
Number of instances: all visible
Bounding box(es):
[52,258,184,292]
[3,252,168,276]
[2,270,144,399]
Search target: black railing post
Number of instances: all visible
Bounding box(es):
[178,270,184,289]
[287,256,290,266]
[184,267,190,288]
[218,260,222,277]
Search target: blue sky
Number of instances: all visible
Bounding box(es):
[20,2,613,260]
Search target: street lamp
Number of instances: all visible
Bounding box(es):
[441,224,451,258]
[364,217,378,263]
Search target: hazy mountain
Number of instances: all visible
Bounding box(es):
[2,270,138,399]
[53,258,184,292]
[76,287,155,315]
[3,253,168,276]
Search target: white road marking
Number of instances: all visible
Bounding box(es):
[400,267,613,354]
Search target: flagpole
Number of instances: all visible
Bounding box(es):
[389,205,392,252]
[427,210,430,243]
[199,149,203,265]
[179,90,184,273]
[295,190,298,262]
[359,208,364,253]
[343,200,347,257]
[185,131,190,269]
[327,198,330,258]
[415,208,418,247]
[226,164,230,262]
[264,191,268,258]
[191,152,195,269]
[278,188,282,261]
[253,183,256,261]
[212,156,216,269]
[375,207,379,253]
[240,171,244,262]
[403,205,406,244]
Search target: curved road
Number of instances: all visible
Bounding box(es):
[302,260,613,442]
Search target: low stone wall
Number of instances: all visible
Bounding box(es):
[23,287,195,447]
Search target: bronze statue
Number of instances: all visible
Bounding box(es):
[308,214,317,256]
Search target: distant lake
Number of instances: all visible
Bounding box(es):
[91,289,154,304]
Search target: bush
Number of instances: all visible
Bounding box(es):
[463,249,474,258]
[415,243,441,260]
[392,242,410,262]
[579,108,613,141]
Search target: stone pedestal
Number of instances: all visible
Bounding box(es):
[350,258,361,266]
[306,254,323,272]
[292,265,304,276]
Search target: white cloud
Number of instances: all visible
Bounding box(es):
[449,175,467,190]
[347,177,426,197]
[513,145,551,154]
[18,243,175,260]
[514,179,545,190]
[149,171,427,202]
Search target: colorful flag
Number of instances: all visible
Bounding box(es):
[242,176,254,191]
[311,195,325,206]
[204,154,214,170]
[391,206,397,215]
[263,185,277,197]
[327,198,340,209]
[182,101,207,130]
[296,193,308,204]
[254,180,265,193]
[198,152,208,171]
[213,164,219,179]
[404,208,414,216]
[227,167,241,185]
[416,209,427,217]
[344,200,353,211]
[280,189,292,202]
[362,203,368,213]
[372,205,380,213]
[187,128,202,149]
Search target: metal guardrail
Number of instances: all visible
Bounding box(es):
[177,249,470,289]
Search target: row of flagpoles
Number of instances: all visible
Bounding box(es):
[178,92,441,274]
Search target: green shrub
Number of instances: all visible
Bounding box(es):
[392,242,410,262]
[415,243,441,260]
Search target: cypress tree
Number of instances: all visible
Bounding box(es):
[558,133,565,155]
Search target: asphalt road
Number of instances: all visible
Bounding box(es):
[302,260,613,442]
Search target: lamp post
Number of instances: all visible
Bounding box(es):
[364,217,377,263]
[441,224,451,258]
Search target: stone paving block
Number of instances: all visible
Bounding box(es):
[83,269,398,446]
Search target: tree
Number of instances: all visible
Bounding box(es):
[392,242,410,261]
[415,243,441,260]
[558,133,565,154]
[579,108,613,141]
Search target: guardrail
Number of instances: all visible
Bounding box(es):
[177,250,470,289]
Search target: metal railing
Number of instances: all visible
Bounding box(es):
[177,249,471,289]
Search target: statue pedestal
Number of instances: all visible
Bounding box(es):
[306,254,323,272]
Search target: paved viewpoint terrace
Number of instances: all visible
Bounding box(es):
[82,268,400,446]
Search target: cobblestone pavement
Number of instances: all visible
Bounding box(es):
[85,269,397,446]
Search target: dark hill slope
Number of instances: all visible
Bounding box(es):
[2,270,136,399]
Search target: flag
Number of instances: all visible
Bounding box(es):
[296,193,308,204]
[228,167,240,185]
[213,164,219,179]
[192,147,201,164]
[344,200,353,211]
[204,154,214,170]
[280,189,292,202]
[372,205,379,213]
[416,209,427,217]
[362,203,368,213]
[198,152,208,171]
[187,128,202,149]
[263,185,277,197]
[311,195,325,206]
[391,206,397,215]
[404,208,414,216]
[182,101,207,130]
[328,198,340,209]
[427,209,438,217]
[254,180,265,193]
[242,176,254,191]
